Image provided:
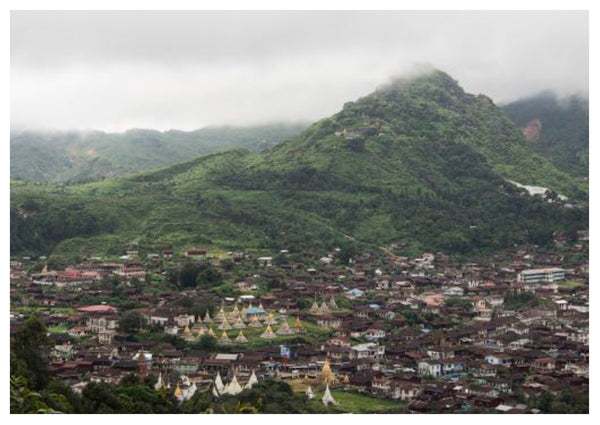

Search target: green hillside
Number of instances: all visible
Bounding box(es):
[502,92,589,177]
[10,70,588,259]
[10,124,306,184]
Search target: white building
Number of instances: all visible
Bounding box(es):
[418,360,442,377]
[517,268,565,283]
[350,343,385,360]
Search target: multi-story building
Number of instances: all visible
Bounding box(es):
[517,268,565,283]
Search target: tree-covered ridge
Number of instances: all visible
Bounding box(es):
[10,124,306,184]
[10,70,588,258]
[233,70,581,196]
[502,91,589,177]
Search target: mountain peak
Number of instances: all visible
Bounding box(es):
[375,68,463,97]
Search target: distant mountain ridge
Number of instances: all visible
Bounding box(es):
[10,124,307,184]
[10,70,587,258]
[501,91,589,177]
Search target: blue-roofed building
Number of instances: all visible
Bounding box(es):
[345,288,364,299]
[245,306,266,318]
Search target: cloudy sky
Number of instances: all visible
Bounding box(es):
[11,11,588,132]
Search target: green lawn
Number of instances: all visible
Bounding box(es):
[15,306,78,315]
[47,324,68,334]
[329,390,407,413]
[562,280,585,288]
[290,380,406,413]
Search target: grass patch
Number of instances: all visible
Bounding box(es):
[329,390,407,413]
[562,280,584,288]
[289,381,406,413]
[14,306,78,315]
[47,324,68,334]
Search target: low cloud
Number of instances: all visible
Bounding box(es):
[11,11,588,131]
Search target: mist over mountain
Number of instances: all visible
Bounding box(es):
[10,70,587,258]
[501,92,589,177]
[10,124,307,183]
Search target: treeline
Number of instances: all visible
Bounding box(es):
[10,197,118,254]
[502,92,589,177]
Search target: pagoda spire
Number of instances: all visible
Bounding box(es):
[226,374,243,395]
[235,329,248,343]
[137,350,148,379]
[214,371,225,393]
[260,324,276,339]
[218,316,232,330]
[320,357,337,385]
[219,330,231,344]
[174,383,183,401]
[155,371,166,391]
[245,369,258,389]
[322,383,336,406]
[276,320,295,336]
[305,386,314,399]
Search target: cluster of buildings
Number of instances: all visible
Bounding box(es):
[10,236,588,412]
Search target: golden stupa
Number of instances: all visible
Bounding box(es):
[320,357,337,386]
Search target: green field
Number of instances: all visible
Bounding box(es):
[13,306,78,316]
[562,280,585,288]
[289,381,406,413]
[328,390,407,413]
[47,324,68,334]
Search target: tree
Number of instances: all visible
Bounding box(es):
[220,259,235,272]
[192,335,217,352]
[131,277,144,295]
[10,376,57,414]
[179,262,199,287]
[118,311,146,333]
[11,315,49,390]
[195,263,222,287]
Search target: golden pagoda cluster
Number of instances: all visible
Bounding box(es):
[181,302,307,344]
[309,295,339,315]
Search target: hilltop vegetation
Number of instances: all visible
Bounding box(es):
[502,92,589,177]
[10,124,306,184]
[10,70,588,258]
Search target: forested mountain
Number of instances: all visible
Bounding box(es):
[10,70,588,258]
[10,124,306,183]
[502,92,589,177]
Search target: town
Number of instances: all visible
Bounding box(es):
[10,231,589,413]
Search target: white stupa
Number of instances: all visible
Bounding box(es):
[225,375,243,395]
[305,386,314,399]
[155,372,166,391]
[245,369,258,389]
[214,371,225,393]
[322,384,337,406]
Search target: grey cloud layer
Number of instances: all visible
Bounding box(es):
[11,11,588,131]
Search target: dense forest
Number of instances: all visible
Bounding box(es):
[10,70,588,259]
[10,124,306,183]
[502,92,589,177]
